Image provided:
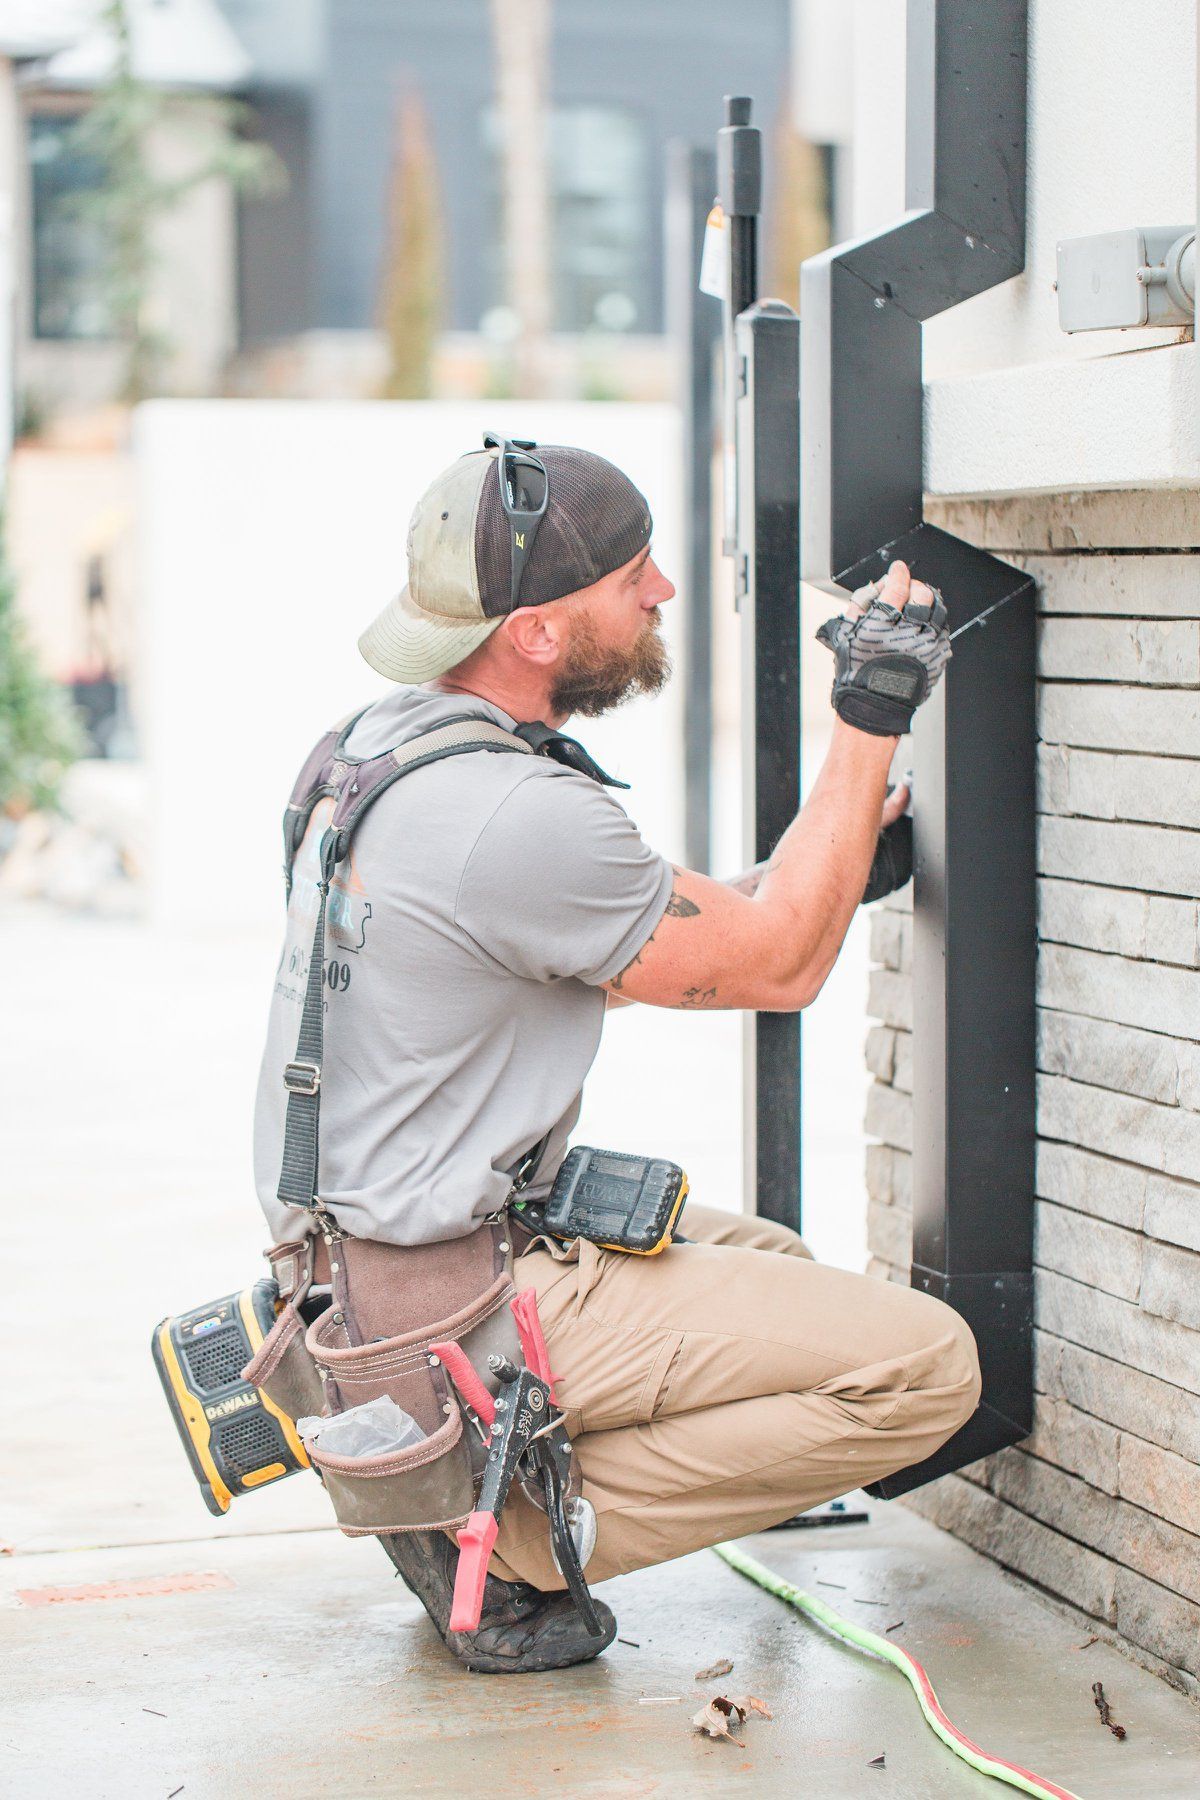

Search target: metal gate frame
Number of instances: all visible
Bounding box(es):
[717,96,804,1232]
[801,0,1036,1494]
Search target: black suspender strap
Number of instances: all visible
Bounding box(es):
[277,826,340,1222]
[275,719,535,1222]
[511,720,629,789]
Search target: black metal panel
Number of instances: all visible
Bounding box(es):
[666,143,721,873]
[868,1269,1033,1497]
[799,0,1035,1495]
[736,300,802,1231]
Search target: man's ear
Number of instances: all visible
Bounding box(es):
[501,604,564,668]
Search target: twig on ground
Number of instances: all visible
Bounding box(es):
[1092,1681,1127,1741]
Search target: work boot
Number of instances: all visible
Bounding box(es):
[379,1529,615,1674]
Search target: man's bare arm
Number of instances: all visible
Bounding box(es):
[722,778,910,899]
[724,864,768,898]
[603,559,936,1014]
[604,719,895,1012]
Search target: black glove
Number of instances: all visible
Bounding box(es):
[816,586,952,737]
[862,813,912,904]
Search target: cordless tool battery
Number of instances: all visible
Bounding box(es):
[151,1281,308,1515]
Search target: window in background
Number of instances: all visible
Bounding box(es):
[29,113,112,342]
[482,104,650,333]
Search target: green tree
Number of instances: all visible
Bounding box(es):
[0,528,83,815]
[66,0,282,401]
[377,89,444,400]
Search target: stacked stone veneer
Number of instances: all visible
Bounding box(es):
[865,490,1200,1694]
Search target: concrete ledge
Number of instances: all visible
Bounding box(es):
[926,342,1198,497]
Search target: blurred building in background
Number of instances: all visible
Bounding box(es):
[7,0,251,419]
[218,0,791,400]
[0,0,801,912]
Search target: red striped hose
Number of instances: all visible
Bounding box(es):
[714,1542,1082,1800]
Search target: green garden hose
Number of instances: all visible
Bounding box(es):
[714,1542,1083,1800]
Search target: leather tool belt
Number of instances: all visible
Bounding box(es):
[245,1220,529,1536]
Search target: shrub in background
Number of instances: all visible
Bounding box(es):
[0,529,83,817]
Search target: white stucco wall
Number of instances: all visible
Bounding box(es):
[923,0,1197,494]
[923,0,1196,384]
[795,0,1199,495]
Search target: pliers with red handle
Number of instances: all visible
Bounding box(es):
[429,1290,601,1637]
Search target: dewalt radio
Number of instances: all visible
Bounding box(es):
[151,1280,309,1515]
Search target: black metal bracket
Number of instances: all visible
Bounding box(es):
[800,0,1035,1495]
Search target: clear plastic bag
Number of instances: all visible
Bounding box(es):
[297,1394,426,1459]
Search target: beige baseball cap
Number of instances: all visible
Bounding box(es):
[358,438,652,685]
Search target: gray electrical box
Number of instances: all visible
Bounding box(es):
[1056,226,1195,331]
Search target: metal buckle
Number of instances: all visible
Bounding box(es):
[283,1060,321,1096]
[313,1201,345,1244]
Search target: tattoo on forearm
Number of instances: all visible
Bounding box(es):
[609,877,700,991]
[665,888,700,918]
[680,984,717,1008]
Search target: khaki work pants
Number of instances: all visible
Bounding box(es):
[490,1204,981,1589]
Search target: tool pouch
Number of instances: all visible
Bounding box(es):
[254,1220,528,1536]
[241,1295,326,1427]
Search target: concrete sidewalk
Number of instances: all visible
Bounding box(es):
[7,1500,1199,1797]
[5,903,1200,1796]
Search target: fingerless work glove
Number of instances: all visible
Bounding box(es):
[862,814,912,905]
[816,588,952,737]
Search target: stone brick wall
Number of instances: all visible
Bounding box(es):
[865,490,1200,1695]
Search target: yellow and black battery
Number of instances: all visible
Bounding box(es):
[151,1279,308,1515]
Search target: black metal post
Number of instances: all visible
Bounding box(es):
[735,300,802,1230]
[666,142,720,874]
[717,95,760,561]
[801,0,1034,1494]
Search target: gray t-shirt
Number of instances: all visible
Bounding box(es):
[253,689,673,1247]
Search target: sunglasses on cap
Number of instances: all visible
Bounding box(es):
[483,430,549,612]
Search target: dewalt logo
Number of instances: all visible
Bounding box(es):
[204,1391,257,1423]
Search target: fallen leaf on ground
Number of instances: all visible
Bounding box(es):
[868,1753,886,1768]
[694,1657,734,1681]
[692,1695,773,1748]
